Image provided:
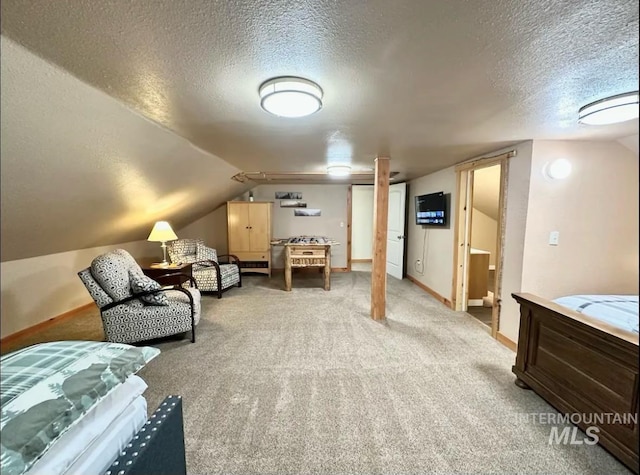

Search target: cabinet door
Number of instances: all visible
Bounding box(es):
[248,203,270,251]
[228,202,251,251]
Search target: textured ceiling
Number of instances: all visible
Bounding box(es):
[2,0,638,180]
[1,0,638,261]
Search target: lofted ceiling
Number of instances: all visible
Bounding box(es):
[1,0,638,261]
[472,165,501,221]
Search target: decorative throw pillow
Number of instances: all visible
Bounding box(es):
[129,272,168,306]
[196,242,218,264]
[90,251,133,302]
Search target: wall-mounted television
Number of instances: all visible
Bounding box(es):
[415,192,447,226]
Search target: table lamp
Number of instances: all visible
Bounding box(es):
[147,221,178,265]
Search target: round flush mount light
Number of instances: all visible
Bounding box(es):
[578,91,639,125]
[327,165,351,177]
[259,76,323,118]
[544,158,572,180]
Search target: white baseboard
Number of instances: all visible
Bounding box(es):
[468,299,484,307]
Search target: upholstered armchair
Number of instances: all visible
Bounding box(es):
[78,249,201,344]
[167,239,241,298]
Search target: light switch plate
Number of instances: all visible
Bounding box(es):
[549,231,560,246]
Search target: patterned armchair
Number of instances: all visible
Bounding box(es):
[78,249,201,344]
[167,239,242,299]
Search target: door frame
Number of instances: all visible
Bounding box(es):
[347,183,408,277]
[452,151,514,339]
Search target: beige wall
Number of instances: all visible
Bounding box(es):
[352,185,374,260]
[521,140,639,298]
[403,141,533,344]
[0,240,155,339]
[496,141,533,342]
[251,184,350,268]
[407,141,532,341]
[406,167,457,298]
[470,208,498,267]
[175,205,229,255]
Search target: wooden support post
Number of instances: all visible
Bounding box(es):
[371,156,390,320]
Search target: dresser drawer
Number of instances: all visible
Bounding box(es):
[233,251,270,261]
[289,248,326,257]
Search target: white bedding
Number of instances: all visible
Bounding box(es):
[27,375,148,475]
[553,294,639,334]
[62,396,147,475]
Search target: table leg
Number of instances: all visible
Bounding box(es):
[323,246,331,291]
[284,246,292,291]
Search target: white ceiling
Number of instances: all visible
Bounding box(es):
[1,0,638,260]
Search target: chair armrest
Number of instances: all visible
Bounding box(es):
[194,259,220,269]
[217,254,241,265]
[100,285,195,312]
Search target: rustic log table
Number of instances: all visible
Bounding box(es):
[283,243,332,291]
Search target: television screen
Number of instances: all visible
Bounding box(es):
[415,192,447,226]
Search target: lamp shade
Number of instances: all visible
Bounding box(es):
[147,221,178,242]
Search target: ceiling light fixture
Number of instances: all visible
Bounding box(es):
[259,76,323,118]
[326,165,352,177]
[578,91,639,125]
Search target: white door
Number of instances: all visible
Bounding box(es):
[386,182,407,280]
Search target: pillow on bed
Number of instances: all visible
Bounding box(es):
[0,341,160,475]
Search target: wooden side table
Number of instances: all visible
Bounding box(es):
[139,261,193,287]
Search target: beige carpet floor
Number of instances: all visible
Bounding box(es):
[2,271,632,474]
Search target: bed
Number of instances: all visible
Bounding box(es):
[512,293,639,474]
[0,341,187,475]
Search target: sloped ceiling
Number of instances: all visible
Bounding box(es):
[472,166,501,220]
[1,0,638,261]
[618,134,639,154]
[1,38,248,261]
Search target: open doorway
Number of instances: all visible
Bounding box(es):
[351,185,374,272]
[349,183,407,277]
[452,151,513,338]
[465,165,500,327]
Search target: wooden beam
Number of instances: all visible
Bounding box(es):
[371,157,390,320]
[454,150,516,172]
[346,185,352,272]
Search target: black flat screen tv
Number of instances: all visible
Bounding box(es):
[415,192,447,226]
